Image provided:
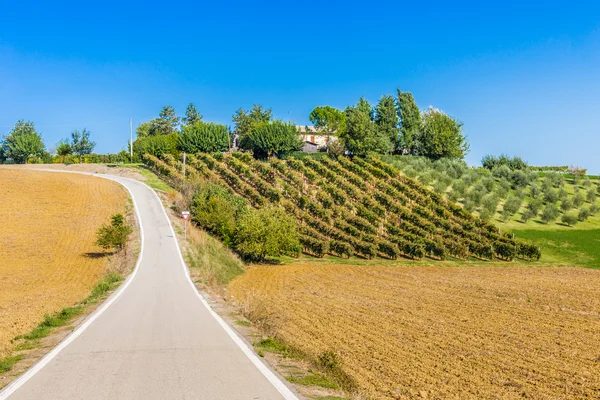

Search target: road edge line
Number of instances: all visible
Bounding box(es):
[149,189,300,400]
[0,176,145,400]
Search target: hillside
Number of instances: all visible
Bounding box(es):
[143,152,540,262]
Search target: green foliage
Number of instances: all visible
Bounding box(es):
[481,154,528,170]
[183,103,202,126]
[541,204,559,224]
[502,195,522,221]
[578,207,590,222]
[240,120,302,159]
[158,105,180,133]
[95,214,133,251]
[134,133,178,158]
[374,95,399,149]
[560,198,573,212]
[1,120,46,164]
[71,128,96,161]
[573,192,585,208]
[419,108,468,160]
[341,97,392,155]
[586,188,596,203]
[178,122,229,153]
[191,183,247,246]
[55,139,72,162]
[233,104,272,138]
[396,89,421,154]
[234,206,301,262]
[561,212,578,227]
[309,106,346,138]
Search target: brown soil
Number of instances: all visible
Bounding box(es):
[229,263,600,399]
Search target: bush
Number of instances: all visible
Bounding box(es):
[578,207,590,222]
[586,188,596,204]
[95,214,133,251]
[541,205,559,224]
[178,122,230,153]
[239,120,303,159]
[520,209,536,223]
[590,203,599,215]
[234,206,301,262]
[133,133,178,158]
[573,192,585,208]
[492,165,511,180]
[502,195,522,221]
[561,213,578,227]
[510,170,529,189]
[543,189,558,204]
[526,198,543,216]
[191,183,247,246]
[560,198,573,212]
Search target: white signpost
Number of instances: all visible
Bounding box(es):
[181,211,190,240]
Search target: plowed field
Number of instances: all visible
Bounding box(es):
[229,264,600,399]
[0,170,128,356]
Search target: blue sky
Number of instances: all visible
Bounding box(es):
[1,1,599,171]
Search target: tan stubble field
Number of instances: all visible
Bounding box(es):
[0,169,128,356]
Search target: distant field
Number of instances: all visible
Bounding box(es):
[0,169,128,356]
[229,263,600,399]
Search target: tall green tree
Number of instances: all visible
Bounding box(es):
[374,95,399,150]
[178,122,230,153]
[309,106,346,137]
[419,107,469,160]
[233,104,272,137]
[71,128,96,162]
[240,120,302,159]
[341,97,392,156]
[158,105,180,133]
[1,120,46,163]
[397,89,421,154]
[183,103,202,126]
[136,121,153,138]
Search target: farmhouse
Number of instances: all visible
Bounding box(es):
[297,125,338,152]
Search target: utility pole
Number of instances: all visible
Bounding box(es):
[182,152,186,178]
[129,118,133,161]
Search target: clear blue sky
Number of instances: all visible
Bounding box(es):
[1,1,599,171]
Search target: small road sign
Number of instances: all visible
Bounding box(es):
[181,211,190,221]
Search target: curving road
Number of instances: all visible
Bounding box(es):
[1,174,297,400]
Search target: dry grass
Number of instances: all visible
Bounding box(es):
[0,169,128,357]
[228,264,600,399]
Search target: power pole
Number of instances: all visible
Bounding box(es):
[182,152,186,178]
[129,118,133,161]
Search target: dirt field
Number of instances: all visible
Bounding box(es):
[229,264,600,399]
[0,169,128,356]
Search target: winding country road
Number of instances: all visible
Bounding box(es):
[0,174,297,400]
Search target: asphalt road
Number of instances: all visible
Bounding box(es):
[1,175,296,400]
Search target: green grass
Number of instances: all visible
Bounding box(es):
[186,232,244,285]
[0,355,23,373]
[512,228,600,269]
[286,373,339,389]
[14,306,84,341]
[124,165,172,191]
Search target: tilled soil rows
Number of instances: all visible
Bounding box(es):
[0,169,128,356]
[229,263,600,399]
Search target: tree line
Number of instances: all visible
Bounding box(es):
[0,120,96,164]
[135,90,469,161]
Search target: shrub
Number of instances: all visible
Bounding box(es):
[510,170,529,189]
[133,133,178,158]
[561,213,578,227]
[573,192,585,208]
[560,198,573,213]
[191,183,247,246]
[234,206,301,262]
[492,165,511,180]
[239,120,303,159]
[526,198,543,216]
[590,203,599,215]
[543,189,558,204]
[586,188,596,203]
[502,195,522,221]
[178,122,230,153]
[95,214,133,251]
[541,204,559,224]
[578,207,590,222]
[521,209,536,223]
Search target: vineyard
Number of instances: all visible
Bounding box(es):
[143,152,540,262]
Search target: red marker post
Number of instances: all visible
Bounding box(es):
[181,211,190,241]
